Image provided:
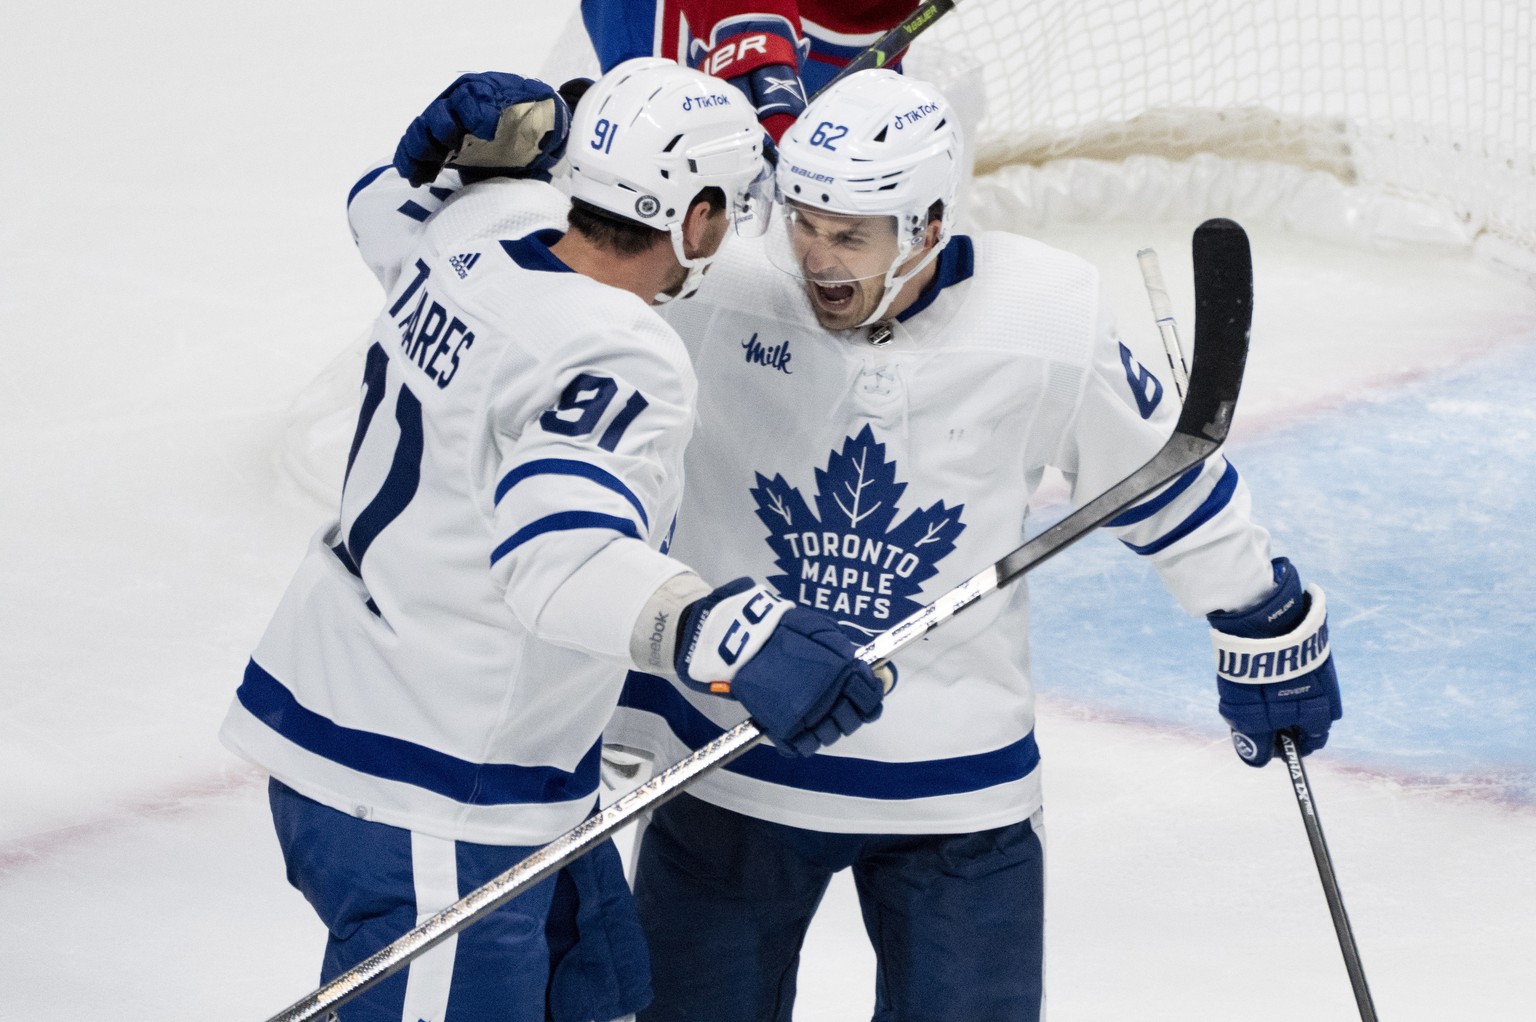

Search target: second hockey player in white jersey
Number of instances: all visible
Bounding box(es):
[221,61,884,1022]
[358,66,1344,1022]
[625,70,1343,1022]
[611,70,1342,1022]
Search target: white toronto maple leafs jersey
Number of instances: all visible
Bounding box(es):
[604,228,1277,834]
[220,174,695,845]
[330,164,1278,835]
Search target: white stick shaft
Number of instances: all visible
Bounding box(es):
[1138,247,1190,399]
[261,564,996,1022]
[262,224,1256,1022]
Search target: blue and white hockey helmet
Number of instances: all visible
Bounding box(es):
[565,58,771,299]
[776,69,961,254]
[771,69,963,325]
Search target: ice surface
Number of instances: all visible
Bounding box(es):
[2,2,1534,1019]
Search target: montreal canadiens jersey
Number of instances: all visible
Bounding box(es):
[220,174,695,845]
[604,228,1277,834]
[579,0,923,95]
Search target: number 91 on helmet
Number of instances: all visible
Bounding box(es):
[564,57,772,302]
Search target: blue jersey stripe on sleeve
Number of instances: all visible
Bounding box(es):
[397,200,434,223]
[238,660,601,805]
[490,511,641,566]
[495,458,650,530]
[346,165,391,209]
[1105,461,1207,527]
[619,671,1041,799]
[1120,459,1240,556]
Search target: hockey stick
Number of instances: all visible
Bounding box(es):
[1137,247,1191,398]
[821,0,962,86]
[258,219,1251,1022]
[1140,231,1378,1022]
[1280,734,1380,1021]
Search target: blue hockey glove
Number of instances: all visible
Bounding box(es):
[727,63,807,143]
[1208,558,1342,767]
[699,21,807,142]
[393,72,571,187]
[676,578,885,757]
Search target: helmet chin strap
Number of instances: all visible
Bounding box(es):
[853,232,946,329]
[652,227,711,305]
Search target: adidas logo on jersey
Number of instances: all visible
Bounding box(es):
[449,252,481,279]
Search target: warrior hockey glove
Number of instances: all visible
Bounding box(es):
[727,64,807,143]
[1207,557,1342,768]
[677,578,885,757]
[394,72,571,187]
[701,23,807,142]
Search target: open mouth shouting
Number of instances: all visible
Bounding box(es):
[811,280,858,315]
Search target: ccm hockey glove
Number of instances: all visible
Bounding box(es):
[677,578,885,757]
[1208,557,1342,767]
[394,72,571,186]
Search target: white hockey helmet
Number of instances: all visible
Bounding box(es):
[773,69,963,325]
[565,57,770,301]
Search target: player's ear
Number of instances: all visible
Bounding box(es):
[680,187,728,259]
[893,213,946,277]
[921,210,944,250]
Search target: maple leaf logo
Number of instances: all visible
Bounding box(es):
[750,425,966,638]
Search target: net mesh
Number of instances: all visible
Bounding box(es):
[919,0,1535,254]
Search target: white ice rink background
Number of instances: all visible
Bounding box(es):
[2,1,1534,1019]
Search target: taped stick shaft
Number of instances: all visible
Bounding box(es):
[1138,247,1191,399]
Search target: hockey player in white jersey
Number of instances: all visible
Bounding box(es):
[359,66,1343,1022]
[220,60,885,1022]
[618,70,1344,1022]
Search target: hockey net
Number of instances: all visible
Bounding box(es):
[911,0,1534,270]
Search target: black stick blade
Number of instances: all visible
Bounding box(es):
[1177,217,1253,445]
[995,220,1255,587]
